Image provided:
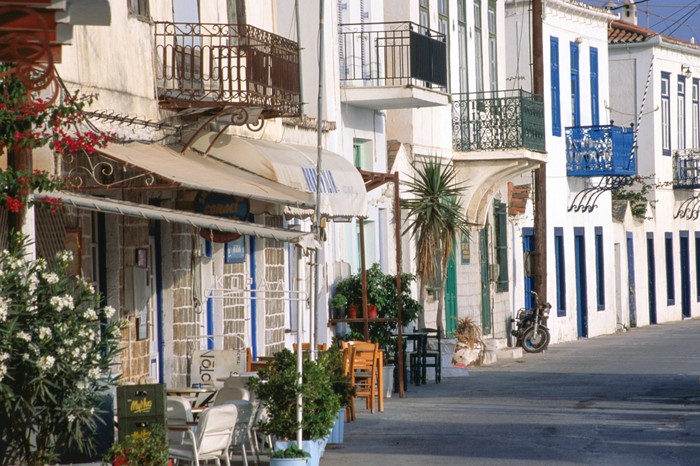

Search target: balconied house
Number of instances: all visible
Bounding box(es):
[506,0,623,345]
[607,15,700,327]
[35,0,367,386]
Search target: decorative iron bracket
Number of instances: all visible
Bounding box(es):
[675,195,700,219]
[567,176,634,213]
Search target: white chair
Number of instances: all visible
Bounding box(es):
[224,399,253,466]
[168,404,238,466]
[213,386,250,405]
[166,396,195,445]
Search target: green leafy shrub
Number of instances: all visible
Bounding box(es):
[270,443,311,459]
[104,424,170,466]
[0,235,123,465]
[249,349,340,440]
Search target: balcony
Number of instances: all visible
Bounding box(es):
[452,90,545,153]
[154,22,300,118]
[565,125,636,177]
[674,149,700,189]
[338,21,448,110]
[451,90,546,227]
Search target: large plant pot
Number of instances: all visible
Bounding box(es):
[270,458,309,466]
[367,305,378,319]
[347,305,359,319]
[276,439,326,466]
[327,407,346,444]
[383,364,395,398]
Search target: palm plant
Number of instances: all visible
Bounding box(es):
[401,157,470,334]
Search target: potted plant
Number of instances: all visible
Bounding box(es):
[104,424,170,466]
[249,349,340,466]
[270,443,310,465]
[334,276,362,319]
[330,293,347,319]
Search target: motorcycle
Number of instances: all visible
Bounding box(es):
[511,291,551,353]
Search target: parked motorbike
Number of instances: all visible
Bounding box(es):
[511,291,551,353]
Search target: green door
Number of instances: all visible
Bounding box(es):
[479,227,492,335]
[445,246,457,337]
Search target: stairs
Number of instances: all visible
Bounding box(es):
[481,338,523,366]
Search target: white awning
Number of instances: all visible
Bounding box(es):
[95,143,315,209]
[190,132,368,219]
[35,192,319,247]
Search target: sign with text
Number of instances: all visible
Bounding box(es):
[190,349,247,385]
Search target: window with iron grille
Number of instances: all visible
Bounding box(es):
[128,0,150,20]
[494,200,508,292]
[665,232,675,305]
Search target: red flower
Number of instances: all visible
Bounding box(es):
[5,196,23,213]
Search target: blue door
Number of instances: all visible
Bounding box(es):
[646,233,657,325]
[680,231,691,318]
[627,232,637,327]
[574,228,588,338]
[523,228,535,310]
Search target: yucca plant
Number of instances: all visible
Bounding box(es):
[401,157,470,334]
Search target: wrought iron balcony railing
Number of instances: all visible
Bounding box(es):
[674,149,700,188]
[452,90,545,153]
[338,21,447,91]
[154,22,300,117]
[565,125,636,177]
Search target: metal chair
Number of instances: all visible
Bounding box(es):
[224,399,254,466]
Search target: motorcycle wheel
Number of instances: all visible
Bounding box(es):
[521,327,550,353]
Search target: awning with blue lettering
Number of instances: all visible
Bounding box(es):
[189,132,368,219]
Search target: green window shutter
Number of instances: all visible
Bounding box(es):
[494,200,508,292]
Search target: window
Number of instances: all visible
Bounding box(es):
[666,232,675,305]
[353,139,373,170]
[590,47,599,126]
[438,0,449,36]
[128,0,150,19]
[554,227,566,316]
[570,42,580,127]
[696,232,700,301]
[693,79,699,148]
[494,200,508,292]
[595,227,605,310]
[474,1,484,92]
[457,1,469,93]
[487,1,497,92]
[678,76,686,149]
[662,72,671,156]
[550,37,561,136]
[419,0,430,34]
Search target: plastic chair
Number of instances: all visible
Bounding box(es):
[213,386,250,405]
[168,403,238,466]
[224,399,254,466]
[166,396,196,445]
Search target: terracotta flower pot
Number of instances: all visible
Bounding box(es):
[347,305,359,319]
[367,305,378,319]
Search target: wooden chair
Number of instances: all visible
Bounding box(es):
[292,342,328,352]
[342,345,356,421]
[344,341,379,414]
[245,347,273,373]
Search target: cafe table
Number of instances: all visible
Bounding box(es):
[166,386,218,408]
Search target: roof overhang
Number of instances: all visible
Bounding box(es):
[189,132,368,219]
[34,191,319,248]
[453,149,548,227]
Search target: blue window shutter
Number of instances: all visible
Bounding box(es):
[570,41,580,127]
[550,36,561,136]
[590,47,599,126]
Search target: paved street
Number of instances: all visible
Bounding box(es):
[322,319,700,466]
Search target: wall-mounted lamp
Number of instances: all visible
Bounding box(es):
[574,36,583,44]
[682,64,692,78]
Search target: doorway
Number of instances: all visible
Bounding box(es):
[627,232,637,327]
[479,227,492,335]
[646,233,657,324]
[574,227,588,338]
[680,231,691,318]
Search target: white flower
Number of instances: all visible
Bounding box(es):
[50,295,74,311]
[38,327,52,340]
[88,368,101,379]
[27,274,39,293]
[27,304,37,314]
[37,355,55,371]
[76,380,87,390]
[83,308,98,320]
[67,414,75,423]
[44,272,59,284]
[0,297,9,322]
[103,306,116,319]
[0,353,9,363]
[0,363,6,382]
[17,331,31,342]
